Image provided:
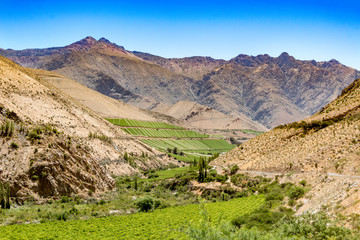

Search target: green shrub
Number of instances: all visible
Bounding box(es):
[299,180,307,187]
[1,120,14,137]
[232,209,285,231]
[60,196,71,203]
[230,165,239,175]
[28,129,41,141]
[265,186,284,201]
[135,196,161,212]
[288,186,305,200]
[10,142,18,149]
[147,173,159,179]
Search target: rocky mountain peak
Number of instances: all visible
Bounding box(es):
[98,37,111,43]
[276,52,297,68]
[97,37,125,50]
[76,36,97,45]
[65,36,98,51]
[329,59,340,64]
[230,54,259,67]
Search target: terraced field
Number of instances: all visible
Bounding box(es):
[142,139,235,151]
[123,128,209,138]
[0,195,265,239]
[106,118,184,129]
[107,118,236,162]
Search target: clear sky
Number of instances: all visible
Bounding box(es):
[0,0,359,69]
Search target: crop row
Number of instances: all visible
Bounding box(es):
[123,128,209,138]
[106,118,184,129]
[141,139,235,151]
[0,195,265,239]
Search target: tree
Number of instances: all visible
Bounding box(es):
[173,147,178,155]
[198,157,208,182]
[5,183,10,209]
[0,182,10,209]
[0,183,4,209]
[135,196,157,212]
[134,177,138,191]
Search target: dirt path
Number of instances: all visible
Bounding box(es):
[237,170,360,180]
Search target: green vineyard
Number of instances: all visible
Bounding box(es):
[142,139,235,151]
[0,195,265,239]
[122,128,209,138]
[106,118,184,129]
[107,118,236,162]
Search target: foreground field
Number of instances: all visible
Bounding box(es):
[0,195,265,239]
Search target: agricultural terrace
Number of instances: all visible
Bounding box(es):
[142,139,235,151]
[0,195,265,239]
[122,128,209,138]
[141,139,236,162]
[106,118,184,129]
[107,118,236,162]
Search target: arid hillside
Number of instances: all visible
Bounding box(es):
[2,37,358,129]
[0,56,177,202]
[213,78,360,214]
[32,69,181,125]
[153,100,267,131]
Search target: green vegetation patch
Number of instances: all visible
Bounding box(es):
[240,129,264,136]
[122,128,209,138]
[0,195,265,240]
[142,139,235,151]
[106,118,184,129]
[210,135,224,138]
[144,166,193,181]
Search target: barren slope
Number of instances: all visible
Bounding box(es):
[0,56,177,202]
[154,100,267,131]
[32,69,160,121]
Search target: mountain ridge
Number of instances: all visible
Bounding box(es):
[1,36,358,129]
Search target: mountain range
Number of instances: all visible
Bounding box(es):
[1,36,358,129]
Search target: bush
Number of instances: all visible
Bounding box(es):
[288,186,305,200]
[60,196,71,203]
[232,209,285,231]
[28,130,41,141]
[147,173,159,179]
[135,196,161,212]
[230,165,239,175]
[10,142,18,149]
[265,187,284,201]
[299,180,307,187]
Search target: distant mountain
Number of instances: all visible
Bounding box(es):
[1,37,358,129]
[153,100,267,131]
[212,77,360,214]
[132,51,226,80]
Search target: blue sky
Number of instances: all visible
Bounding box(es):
[0,0,359,69]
